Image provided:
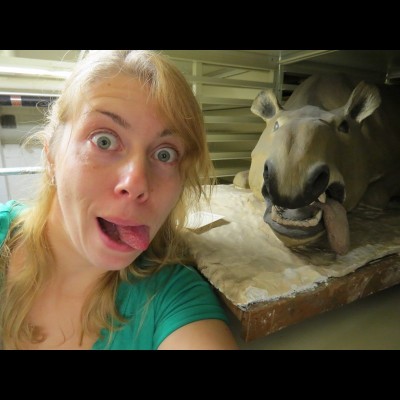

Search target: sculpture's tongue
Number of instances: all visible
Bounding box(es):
[117,225,150,251]
[315,198,350,255]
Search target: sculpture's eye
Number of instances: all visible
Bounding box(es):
[273,121,279,131]
[338,120,349,133]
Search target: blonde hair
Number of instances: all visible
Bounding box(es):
[0,50,213,349]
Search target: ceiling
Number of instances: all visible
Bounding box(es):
[2,50,400,144]
[1,50,400,96]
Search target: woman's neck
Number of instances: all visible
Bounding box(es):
[45,203,107,294]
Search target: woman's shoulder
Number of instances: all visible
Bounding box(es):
[0,200,26,245]
[147,263,202,285]
[104,263,227,349]
[118,264,204,299]
[121,263,226,320]
[0,200,26,220]
[117,263,221,316]
[0,199,25,214]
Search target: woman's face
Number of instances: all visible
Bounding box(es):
[49,75,185,271]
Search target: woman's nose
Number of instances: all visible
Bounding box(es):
[114,158,150,202]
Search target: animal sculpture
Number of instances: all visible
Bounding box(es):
[234,74,400,254]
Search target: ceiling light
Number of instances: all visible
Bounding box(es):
[0,66,71,79]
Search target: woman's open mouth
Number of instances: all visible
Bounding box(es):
[97,217,150,251]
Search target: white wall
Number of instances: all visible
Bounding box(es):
[0,106,44,203]
[0,137,8,202]
[0,143,42,203]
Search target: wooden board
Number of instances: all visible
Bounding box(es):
[219,253,400,342]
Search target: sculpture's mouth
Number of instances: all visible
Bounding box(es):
[262,182,349,254]
[263,193,326,239]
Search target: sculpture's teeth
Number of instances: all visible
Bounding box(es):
[271,206,322,227]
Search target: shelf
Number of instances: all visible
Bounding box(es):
[204,115,262,124]
[207,133,260,143]
[210,152,251,161]
[213,167,248,178]
[198,96,253,107]
[224,254,400,342]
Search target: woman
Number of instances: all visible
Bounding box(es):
[0,50,238,350]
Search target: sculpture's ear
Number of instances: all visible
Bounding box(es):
[251,89,282,121]
[233,170,250,189]
[344,81,381,123]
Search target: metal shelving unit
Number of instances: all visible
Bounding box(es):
[161,51,274,183]
[1,50,400,198]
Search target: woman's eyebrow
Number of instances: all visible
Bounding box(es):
[161,129,173,137]
[94,109,173,138]
[96,110,131,129]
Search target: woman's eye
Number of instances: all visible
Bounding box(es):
[154,147,178,163]
[91,132,119,150]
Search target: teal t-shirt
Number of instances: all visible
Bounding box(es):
[0,200,26,247]
[93,264,228,349]
[0,201,228,350]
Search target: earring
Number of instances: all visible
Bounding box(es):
[50,175,56,186]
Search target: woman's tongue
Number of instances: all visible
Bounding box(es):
[117,225,150,250]
[100,218,150,250]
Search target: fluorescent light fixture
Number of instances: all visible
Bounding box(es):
[0,166,44,176]
[0,65,71,79]
[0,91,60,97]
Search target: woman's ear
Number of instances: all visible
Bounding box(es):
[44,142,50,159]
[43,142,55,178]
